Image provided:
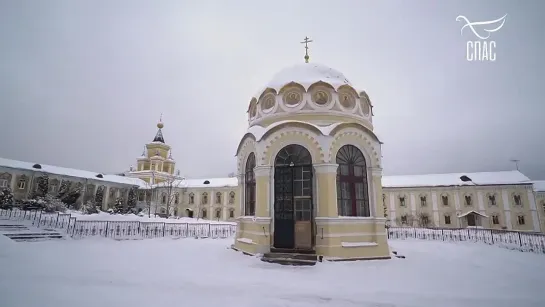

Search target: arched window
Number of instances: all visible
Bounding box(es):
[215,209,221,219]
[336,145,370,217]
[229,191,235,204]
[161,193,167,204]
[202,192,208,204]
[174,193,179,204]
[202,209,207,219]
[245,153,256,216]
[216,192,222,204]
[229,208,235,218]
[189,193,194,204]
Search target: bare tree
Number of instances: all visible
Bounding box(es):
[415,212,433,228]
[155,174,183,218]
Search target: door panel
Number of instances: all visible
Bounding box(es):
[274,167,295,249]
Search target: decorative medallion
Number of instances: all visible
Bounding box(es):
[311,89,331,106]
[261,93,276,112]
[339,91,356,109]
[283,89,303,106]
[361,97,370,115]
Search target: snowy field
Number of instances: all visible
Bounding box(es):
[67,210,236,224]
[1,237,544,307]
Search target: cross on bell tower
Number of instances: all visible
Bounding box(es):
[300,36,313,63]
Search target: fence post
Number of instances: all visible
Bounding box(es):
[105,221,109,237]
[490,229,494,244]
[37,210,43,227]
[209,224,211,237]
[467,228,470,241]
[162,223,166,237]
[518,232,522,246]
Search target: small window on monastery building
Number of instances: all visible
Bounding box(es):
[202,209,207,219]
[441,195,449,206]
[174,193,179,204]
[17,179,26,189]
[215,209,221,219]
[229,209,234,218]
[513,194,522,206]
[400,215,408,225]
[488,195,496,206]
[517,215,525,225]
[420,196,427,207]
[162,194,167,204]
[464,195,472,206]
[229,191,235,204]
[444,215,451,225]
[399,196,406,207]
[189,193,194,204]
[202,192,208,205]
[492,215,500,225]
[216,192,222,204]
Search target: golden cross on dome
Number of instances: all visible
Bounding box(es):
[300,36,313,63]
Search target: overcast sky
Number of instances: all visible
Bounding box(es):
[0,0,543,180]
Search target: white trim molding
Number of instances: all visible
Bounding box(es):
[253,165,272,177]
[313,163,338,174]
[237,216,272,225]
[315,216,386,225]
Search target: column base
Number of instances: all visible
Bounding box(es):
[314,217,391,260]
[233,216,271,255]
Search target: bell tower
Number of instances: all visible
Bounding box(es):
[129,117,177,184]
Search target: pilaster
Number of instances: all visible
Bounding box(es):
[527,189,541,232]
[254,166,271,218]
[477,191,486,215]
[501,190,513,229]
[388,192,396,226]
[9,174,16,191]
[431,191,440,226]
[314,163,338,217]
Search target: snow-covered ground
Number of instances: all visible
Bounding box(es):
[67,210,235,224]
[0,236,544,307]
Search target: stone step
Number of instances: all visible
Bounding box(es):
[270,247,316,255]
[263,252,318,262]
[4,232,64,240]
[261,251,318,266]
[261,257,317,266]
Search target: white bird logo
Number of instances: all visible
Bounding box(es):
[456,14,508,40]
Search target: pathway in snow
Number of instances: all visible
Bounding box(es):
[0,237,544,307]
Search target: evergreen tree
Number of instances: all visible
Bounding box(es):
[113,197,125,214]
[57,180,71,199]
[0,188,14,208]
[35,174,49,198]
[95,186,104,205]
[127,188,137,213]
[61,187,82,209]
[41,194,67,213]
[82,200,99,214]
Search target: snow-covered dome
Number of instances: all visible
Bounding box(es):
[247,62,373,130]
[253,63,354,98]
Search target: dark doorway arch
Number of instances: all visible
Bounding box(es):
[336,145,370,217]
[185,208,194,218]
[273,144,314,250]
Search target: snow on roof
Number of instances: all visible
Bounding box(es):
[180,177,238,188]
[254,63,355,98]
[247,120,342,142]
[383,171,531,188]
[0,157,146,187]
[457,210,489,218]
[532,180,545,192]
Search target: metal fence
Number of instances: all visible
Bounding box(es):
[388,226,545,254]
[0,208,237,240]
